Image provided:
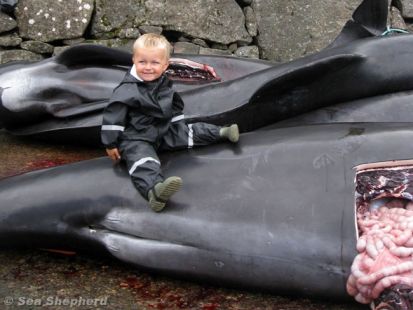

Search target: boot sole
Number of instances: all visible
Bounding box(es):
[150,177,182,212]
[149,199,166,212]
[228,124,239,143]
[158,177,182,201]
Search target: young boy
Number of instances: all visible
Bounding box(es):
[101,33,239,212]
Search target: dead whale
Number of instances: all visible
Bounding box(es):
[1,122,413,303]
[0,0,401,144]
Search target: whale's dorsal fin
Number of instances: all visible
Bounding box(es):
[352,0,388,35]
[327,0,389,49]
[55,44,133,67]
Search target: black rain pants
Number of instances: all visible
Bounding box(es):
[119,121,222,199]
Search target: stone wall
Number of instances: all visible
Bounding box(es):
[0,0,412,64]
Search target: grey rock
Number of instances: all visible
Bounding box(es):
[62,38,86,45]
[211,42,227,50]
[237,40,250,47]
[0,0,403,67]
[118,28,140,39]
[144,0,251,45]
[20,40,54,54]
[91,0,145,37]
[192,38,208,48]
[400,0,413,19]
[234,45,259,58]
[83,38,135,52]
[390,6,407,31]
[236,36,253,46]
[173,41,200,54]
[177,36,191,43]
[52,45,70,56]
[252,0,363,62]
[138,25,163,35]
[244,6,257,37]
[228,42,238,52]
[15,0,94,42]
[90,31,117,40]
[0,32,21,47]
[199,47,232,56]
[0,49,43,64]
[0,11,16,32]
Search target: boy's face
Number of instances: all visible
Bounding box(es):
[132,47,169,82]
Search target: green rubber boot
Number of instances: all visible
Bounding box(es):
[220,124,239,143]
[148,176,183,212]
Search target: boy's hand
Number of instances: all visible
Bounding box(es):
[106,148,121,162]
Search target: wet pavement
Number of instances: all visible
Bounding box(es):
[0,130,366,310]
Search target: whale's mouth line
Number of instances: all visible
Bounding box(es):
[86,224,188,247]
[85,224,341,277]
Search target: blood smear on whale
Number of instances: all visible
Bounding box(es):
[348,159,413,308]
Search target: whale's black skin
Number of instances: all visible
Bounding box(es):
[5,34,413,141]
[1,122,413,299]
[0,45,272,129]
[0,0,398,144]
[0,46,274,145]
[274,91,413,127]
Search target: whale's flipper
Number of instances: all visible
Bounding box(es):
[327,0,389,48]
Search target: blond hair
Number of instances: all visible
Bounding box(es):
[133,33,172,60]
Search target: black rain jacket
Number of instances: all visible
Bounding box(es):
[101,72,184,148]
